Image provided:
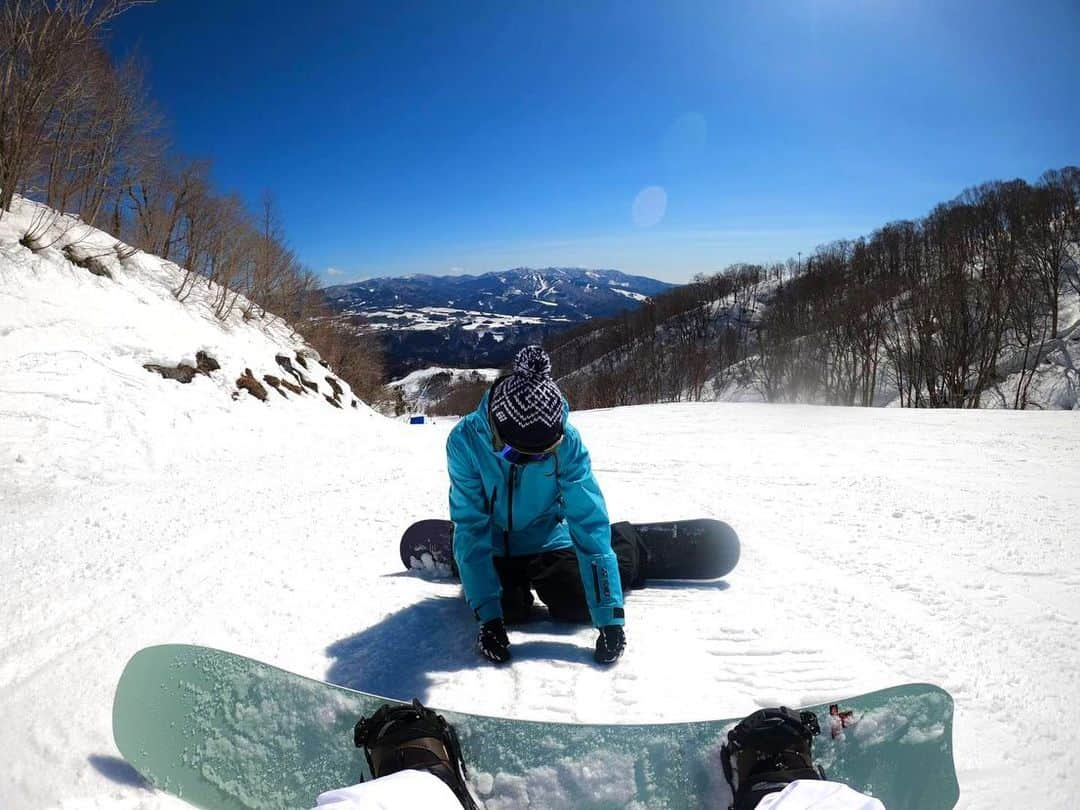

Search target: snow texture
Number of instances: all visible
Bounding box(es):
[2,197,1079,809]
[388,366,500,412]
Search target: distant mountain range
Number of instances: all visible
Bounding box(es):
[323,267,674,324]
[323,268,676,377]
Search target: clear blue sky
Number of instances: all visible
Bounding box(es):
[109,1,1080,285]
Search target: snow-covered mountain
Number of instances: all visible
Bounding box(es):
[324,270,669,324]
[324,267,674,327]
[325,268,674,378]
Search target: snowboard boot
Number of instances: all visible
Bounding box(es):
[720,706,826,810]
[354,699,477,809]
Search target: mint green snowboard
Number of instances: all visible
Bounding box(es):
[113,645,959,809]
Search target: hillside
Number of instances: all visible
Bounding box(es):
[0,197,368,428]
[388,366,500,413]
[706,292,1080,408]
[555,276,1079,411]
[550,174,1080,412]
[324,268,676,378]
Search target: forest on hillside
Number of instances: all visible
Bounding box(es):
[0,1,386,402]
[549,169,1080,410]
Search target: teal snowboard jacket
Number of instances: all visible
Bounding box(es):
[446,390,624,628]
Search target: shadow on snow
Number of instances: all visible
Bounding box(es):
[325,594,485,703]
[88,754,152,789]
[324,568,733,704]
[324,594,612,703]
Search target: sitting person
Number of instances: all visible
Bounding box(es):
[446,346,641,666]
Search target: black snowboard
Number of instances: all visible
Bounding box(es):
[401,518,739,580]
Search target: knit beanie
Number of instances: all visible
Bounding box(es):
[488,346,565,452]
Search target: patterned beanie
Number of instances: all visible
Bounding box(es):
[489,346,565,452]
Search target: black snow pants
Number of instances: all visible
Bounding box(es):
[494,524,646,625]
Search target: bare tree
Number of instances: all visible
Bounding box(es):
[550,168,1076,411]
[0,0,154,216]
[128,157,209,261]
[302,311,387,405]
[1030,169,1080,328]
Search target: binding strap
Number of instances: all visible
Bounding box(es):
[355,699,477,810]
[721,707,825,810]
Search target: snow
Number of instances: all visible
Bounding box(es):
[610,288,648,302]
[388,366,500,411]
[3,198,1080,809]
[361,306,572,333]
[697,282,1079,410]
[388,366,500,391]
[530,274,556,300]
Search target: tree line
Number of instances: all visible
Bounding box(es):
[548,263,771,408]
[1,0,385,402]
[550,169,1080,410]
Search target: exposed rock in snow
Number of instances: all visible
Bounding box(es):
[0,195,367,417]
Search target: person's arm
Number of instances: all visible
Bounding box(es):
[447,429,502,623]
[556,425,624,628]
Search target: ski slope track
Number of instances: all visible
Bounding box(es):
[2,199,1079,809]
[388,366,500,413]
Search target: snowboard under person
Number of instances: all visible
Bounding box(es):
[314,699,885,809]
[446,345,642,665]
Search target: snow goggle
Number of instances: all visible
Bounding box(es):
[488,412,563,465]
[495,440,562,465]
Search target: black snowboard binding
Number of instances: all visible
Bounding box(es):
[354,699,477,809]
[721,706,826,810]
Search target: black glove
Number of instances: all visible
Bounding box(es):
[595,625,626,664]
[477,618,511,663]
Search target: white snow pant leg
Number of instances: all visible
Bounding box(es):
[312,769,463,810]
[755,779,886,809]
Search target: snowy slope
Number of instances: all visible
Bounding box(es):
[554,271,1079,410]
[980,292,1080,409]
[3,199,1080,809]
[0,197,367,424]
[388,366,500,412]
[4,400,1079,810]
[705,288,1080,409]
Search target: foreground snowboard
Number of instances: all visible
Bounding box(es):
[401,518,741,580]
[113,645,959,810]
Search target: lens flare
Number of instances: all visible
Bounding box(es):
[632,186,667,228]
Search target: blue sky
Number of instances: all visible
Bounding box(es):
[110,1,1080,285]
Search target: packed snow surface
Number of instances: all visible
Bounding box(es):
[3,200,1080,809]
[4,397,1078,808]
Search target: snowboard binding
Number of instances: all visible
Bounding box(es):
[721,706,826,810]
[354,698,477,809]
